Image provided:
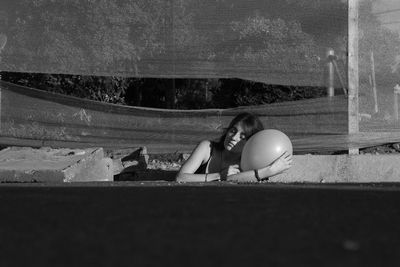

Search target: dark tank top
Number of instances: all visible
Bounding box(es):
[195,141,216,174]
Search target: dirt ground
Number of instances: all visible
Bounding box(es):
[107,143,400,181]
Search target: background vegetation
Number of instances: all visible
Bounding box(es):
[1,72,326,109]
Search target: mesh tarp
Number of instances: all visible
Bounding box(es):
[2,80,400,154]
[0,80,348,154]
[3,0,400,153]
[359,0,400,133]
[0,0,347,87]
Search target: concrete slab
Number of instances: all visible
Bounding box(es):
[271,154,400,183]
[0,147,113,182]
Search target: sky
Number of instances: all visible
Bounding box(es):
[373,0,400,34]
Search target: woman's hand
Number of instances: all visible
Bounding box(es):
[220,164,240,180]
[268,151,293,176]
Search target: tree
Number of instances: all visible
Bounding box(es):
[359,0,400,87]
[3,0,166,75]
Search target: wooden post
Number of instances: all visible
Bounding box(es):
[370,51,378,114]
[170,0,176,109]
[0,34,6,133]
[394,84,400,122]
[394,92,398,122]
[348,0,359,155]
[333,59,347,95]
[327,48,335,97]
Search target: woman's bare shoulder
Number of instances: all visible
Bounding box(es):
[197,140,213,149]
[193,140,213,156]
[178,140,213,175]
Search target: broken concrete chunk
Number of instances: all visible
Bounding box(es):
[0,147,113,182]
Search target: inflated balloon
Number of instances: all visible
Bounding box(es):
[240,129,293,171]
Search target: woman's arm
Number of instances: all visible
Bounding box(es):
[176,140,220,182]
[176,172,222,182]
[226,151,293,183]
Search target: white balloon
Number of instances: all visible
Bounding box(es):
[241,129,293,171]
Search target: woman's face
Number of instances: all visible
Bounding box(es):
[223,123,247,153]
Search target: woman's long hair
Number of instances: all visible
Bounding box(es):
[214,112,264,150]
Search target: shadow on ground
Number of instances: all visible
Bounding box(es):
[114,169,178,182]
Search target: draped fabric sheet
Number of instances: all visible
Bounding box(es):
[0,1,400,153]
[1,81,400,154]
[358,0,400,133]
[0,0,347,87]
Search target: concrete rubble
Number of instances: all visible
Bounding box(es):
[0,147,113,182]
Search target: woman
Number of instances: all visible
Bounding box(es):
[176,112,292,183]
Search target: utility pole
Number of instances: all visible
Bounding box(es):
[348,0,359,155]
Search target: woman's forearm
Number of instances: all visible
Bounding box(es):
[225,170,259,183]
[177,164,285,183]
[258,165,275,179]
[176,172,221,183]
[225,165,278,183]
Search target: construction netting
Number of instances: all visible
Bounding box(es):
[0,0,347,86]
[0,80,350,153]
[0,0,400,153]
[358,0,400,134]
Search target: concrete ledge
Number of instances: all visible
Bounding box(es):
[1,149,398,183]
[271,154,400,183]
[0,147,113,182]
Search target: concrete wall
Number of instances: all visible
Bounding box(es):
[271,155,400,183]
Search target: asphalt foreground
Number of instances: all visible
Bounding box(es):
[1,182,400,267]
